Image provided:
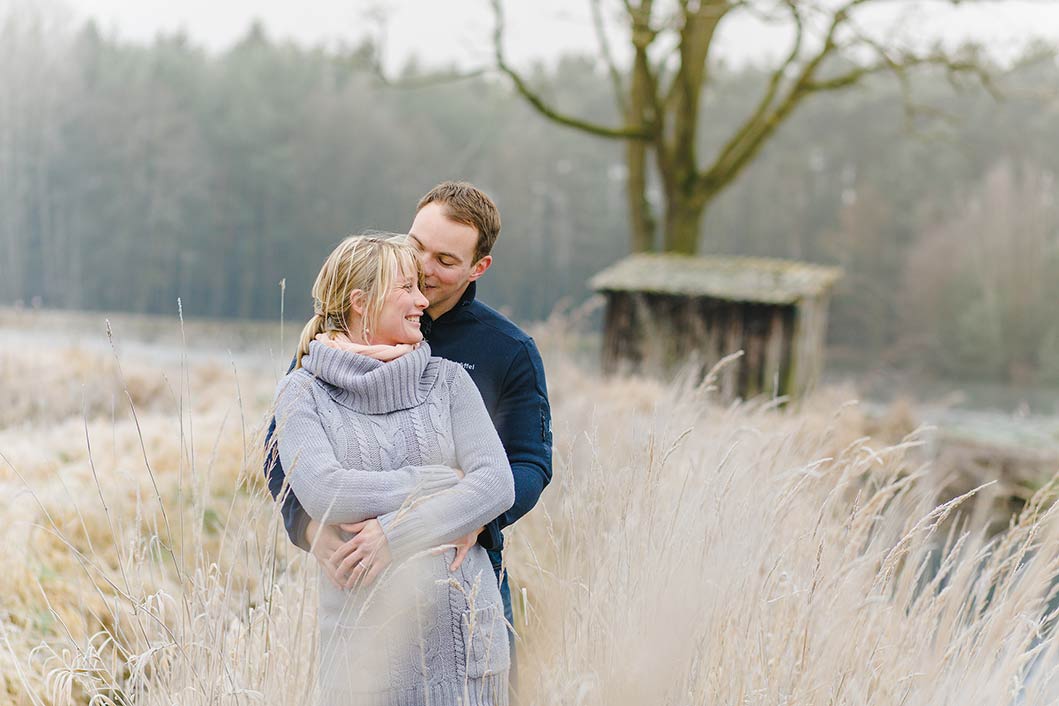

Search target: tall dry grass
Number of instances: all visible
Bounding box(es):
[2,311,1058,705]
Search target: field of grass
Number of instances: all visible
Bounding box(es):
[3,308,1059,705]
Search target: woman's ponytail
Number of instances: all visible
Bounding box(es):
[294,313,326,370]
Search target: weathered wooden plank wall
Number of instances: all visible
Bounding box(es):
[601,291,812,400]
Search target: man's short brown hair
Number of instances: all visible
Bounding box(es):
[416,181,501,263]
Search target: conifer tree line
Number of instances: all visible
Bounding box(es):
[2,14,1058,382]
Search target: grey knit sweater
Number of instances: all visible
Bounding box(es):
[273,341,515,706]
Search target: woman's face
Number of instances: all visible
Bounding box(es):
[370,265,429,345]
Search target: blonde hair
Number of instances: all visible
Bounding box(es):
[294,233,421,369]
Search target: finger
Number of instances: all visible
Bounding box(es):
[315,523,346,550]
[352,548,378,589]
[349,553,374,590]
[337,545,368,580]
[328,538,359,570]
[345,562,366,591]
[343,547,373,588]
[338,523,362,533]
[336,552,365,589]
[362,565,381,587]
[430,543,456,556]
[450,544,471,572]
[362,559,386,587]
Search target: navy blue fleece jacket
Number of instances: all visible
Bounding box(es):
[264,281,553,559]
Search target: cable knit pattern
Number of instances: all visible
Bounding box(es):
[273,341,514,706]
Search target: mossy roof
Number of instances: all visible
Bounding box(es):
[590,253,842,305]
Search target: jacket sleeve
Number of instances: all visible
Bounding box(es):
[264,415,314,551]
[378,366,515,560]
[264,356,315,551]
[477,338,553,551]
[273,373,460,527]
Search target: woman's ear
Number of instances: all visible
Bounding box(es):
[349,289,366,317]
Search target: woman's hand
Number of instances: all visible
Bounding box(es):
[304,519,365,590]
[334,519,393,589]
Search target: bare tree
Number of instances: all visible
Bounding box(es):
[492,0,993,254]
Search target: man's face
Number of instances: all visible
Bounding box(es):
[408,202,492,319]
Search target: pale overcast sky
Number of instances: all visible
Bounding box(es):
[7,0,1059,69]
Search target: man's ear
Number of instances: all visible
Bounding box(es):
[467,255,493,283]
[348,289,366,317]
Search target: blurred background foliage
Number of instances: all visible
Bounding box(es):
[2,14,1059,384]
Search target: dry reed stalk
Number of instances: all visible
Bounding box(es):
[0,314,1057,705]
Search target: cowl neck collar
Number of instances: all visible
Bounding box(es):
[301,340,439,414]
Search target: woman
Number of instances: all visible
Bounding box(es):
[273,234,514,705]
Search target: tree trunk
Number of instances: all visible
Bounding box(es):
[625,139,654,252]
[662,190,707,255]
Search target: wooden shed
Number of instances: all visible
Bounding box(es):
[590,253,842,400]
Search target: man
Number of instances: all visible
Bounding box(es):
[264,180,552,663]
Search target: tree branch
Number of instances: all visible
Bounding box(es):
[806,25,995,97]
[491,0,652,140]
[704,0,804,185]
[702,0,876,189]
[708,5,994,195]
[365,16,488,89]
[625,0,665,249]
[590,0,629,115]
[665,2,730,179]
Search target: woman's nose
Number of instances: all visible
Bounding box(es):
[414,288,429,309]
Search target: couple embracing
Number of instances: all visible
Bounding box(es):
[266,182,552,705]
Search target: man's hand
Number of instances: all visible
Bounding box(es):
[305,519,359,590]
[334,519,392,590]
[445,526,484,572]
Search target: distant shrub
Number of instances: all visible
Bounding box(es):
[900,162,1059,382]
